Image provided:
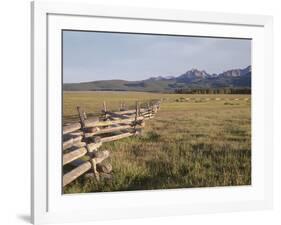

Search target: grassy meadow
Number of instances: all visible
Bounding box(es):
[63,91,251,193]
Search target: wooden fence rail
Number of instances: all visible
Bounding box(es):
[62,99,161,187]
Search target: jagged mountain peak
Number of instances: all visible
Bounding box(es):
[147,66,250,81]
[219,66,251,78]
[174,68,211,83]
[64,65,251,92]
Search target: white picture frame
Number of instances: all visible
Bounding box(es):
[31,1,273,224]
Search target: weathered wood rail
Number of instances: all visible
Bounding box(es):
[63,99,161,187]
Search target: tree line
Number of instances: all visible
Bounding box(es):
[174,88,251,94]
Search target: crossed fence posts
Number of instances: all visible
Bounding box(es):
[62,100,161,187]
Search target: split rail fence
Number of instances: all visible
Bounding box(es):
[63,100,161,187]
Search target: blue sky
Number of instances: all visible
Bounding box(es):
[63,31,251,83]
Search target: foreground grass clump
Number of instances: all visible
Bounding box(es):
[63,91,251,193]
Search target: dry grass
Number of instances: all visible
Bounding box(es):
[63,91,251,193]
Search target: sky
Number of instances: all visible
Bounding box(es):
[63,31,251,83]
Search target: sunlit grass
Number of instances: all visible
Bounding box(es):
[63,91,251,193]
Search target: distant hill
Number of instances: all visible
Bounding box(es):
[63,66,251,92]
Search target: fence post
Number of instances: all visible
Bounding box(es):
[120,101,124,111]
[136,101,139,117]
[83,111,87,120]
[133,101,140,134]
[138,102,141,116]
[77,106,100,181]
[103,101,107,120]
[77,106,85,128]
[89,157,99,181]
[148,102,151,114]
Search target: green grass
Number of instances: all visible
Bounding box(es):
[63,91,251,193]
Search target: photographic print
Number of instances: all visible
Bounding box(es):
[62,31,251,194]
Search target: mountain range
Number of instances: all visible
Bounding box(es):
[63,65,251,92]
